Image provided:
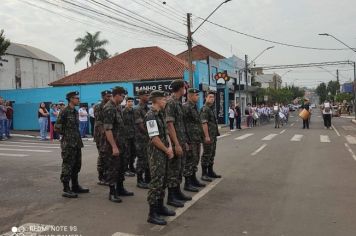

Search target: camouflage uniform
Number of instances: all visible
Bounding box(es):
[102,100,127,185]
[200,104,219,167]
[55,106,83,183]
[165,94,187,188]
[146,109,169,205]
[94,101,107,179]
[134,103,150,174]
[123,106,136,171]
[183,101,203,177]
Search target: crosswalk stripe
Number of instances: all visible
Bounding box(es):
[0,148,52,153]
[291,134,303,142]
[235,133,254,140]
[0,153,29,157]
[346,135,356,145]
[320,135,331,143]
[3,141,59,146]
[262,134,278,141]
[0,144,59,149]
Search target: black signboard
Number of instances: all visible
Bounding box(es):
[133,81,172,96]
[216,87,226,124]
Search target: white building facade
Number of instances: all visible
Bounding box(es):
[0,43,65,89]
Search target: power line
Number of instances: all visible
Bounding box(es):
[261,61,354,70]
[150,0,187,19]
[195,16,355,51]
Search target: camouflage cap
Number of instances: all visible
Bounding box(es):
[150,90,166,99]
[101,90,112,96]
[112,86,128,96]
[138,89,150,96]
[126,96,135,101]
[66,91,79,99]
[187,88,200,94]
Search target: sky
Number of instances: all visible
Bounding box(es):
[1,0,356,88]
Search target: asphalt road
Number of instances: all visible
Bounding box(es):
[1,112,356,236]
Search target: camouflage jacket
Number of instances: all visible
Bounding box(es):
[183,101,203,143]
[122,107,135,139]
[200,104,219,140]
[145,108,169,153]
[134,103,149,142]
[55,105,83,148]
[103,99,127,147]
[165,94,187,145]
[94,101,106,127]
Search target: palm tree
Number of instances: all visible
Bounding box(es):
[74,31,109,66]
[0,29,11,66]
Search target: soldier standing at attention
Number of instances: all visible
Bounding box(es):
[183,88,205,190]
[200,91,222,182]
[55,91,89,198]
[134,89,150,189]
[165,79,191,208]
[123,96,136,177]
[103,87,134,203]
[146,90,175,225]
[94,90,112,185]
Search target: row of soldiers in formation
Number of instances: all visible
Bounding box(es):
[54,79,222,225]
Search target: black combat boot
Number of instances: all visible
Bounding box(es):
[157,199,176,216]
[62,182,78,198]
[71,174,89,193]
[191,172,206,187]
[201,165,213,182]
[137,172,149,189]
[109,185,122,203]
[184,176,199,192]
[97,171,106,186]
[147,203,167,225]
[116,181,134,196]
[167,187,184,207]
[144,168,151,184]
[175,185,192,201]
[207,165,222,178]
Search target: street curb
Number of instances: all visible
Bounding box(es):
[352,119,356,125]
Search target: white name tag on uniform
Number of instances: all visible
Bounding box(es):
[146,120,159,137]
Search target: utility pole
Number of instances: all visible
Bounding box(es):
[336,69,339,82]
[245,54,249,104]
[353,62,356,119]
[187,13,193,87]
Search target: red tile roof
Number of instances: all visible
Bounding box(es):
[50,46,191,86]
[176,45,225,61]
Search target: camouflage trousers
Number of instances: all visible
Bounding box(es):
[126,138,136,170]
[60,146,82,183]
[135,141,149,174]
[105,143,127,185]
[183,143,201,177]
[95,126,107,175]
[147,148,167,205]
[167,144,186,188]
[201,139,217,167]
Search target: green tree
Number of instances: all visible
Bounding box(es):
[0,29,11,65]
[267,88,293,104]
[316,82,327,104]
[74,31,109,66]
[327,80,340,97]
[335,93,353,103]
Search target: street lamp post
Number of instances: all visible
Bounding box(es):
[319,33,356,118]
[187,0,232,87]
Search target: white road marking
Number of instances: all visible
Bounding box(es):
[151,178,223,231]
[217,133,231,139]
[342,126,356,131]
[332,125,341,137]
[262,134,278,141]
[235,133,254,140]
[251,144,267,156]
[0,144,59,149]
[0,153,29,157]
[279,129,286,134]
[291,134,303,142]
[345,143,356,161]
[0,148,52,153]
[320,135,331,143]
[4,141,59,146]
[112,233,143,236]
[346,135,356,145]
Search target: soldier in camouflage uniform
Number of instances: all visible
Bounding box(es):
[103,87,134,203]
[165,79,191,208]
[123,96,136,177]
[200,91,222,181]
[183,88,206,189]
[146,90,175,225]
[94,90,112,185]
[134,89,150,189]
[55,91,89,198]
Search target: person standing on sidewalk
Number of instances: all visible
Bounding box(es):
[89,103,95,136]
[55,91,89,198]
[5,101,13,138]
[228,105,235,131]
[322,100,332,129]
[78,105,88,138]
[38,102,49,141]
[0,97,7,141]
[235,102,242,130]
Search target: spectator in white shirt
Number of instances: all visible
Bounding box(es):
[78,105,88,138]
[228,105,235,131]
[322,100,332,129]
